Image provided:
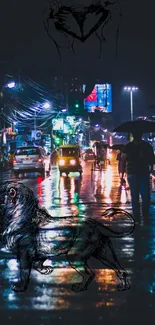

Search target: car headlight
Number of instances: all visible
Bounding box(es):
[59,159,65,166]
[70,159,76,165]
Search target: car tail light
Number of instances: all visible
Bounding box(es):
[70,159,76,165]
[59,159,65,166]
[38,157,42,162]
[13,159,17,164]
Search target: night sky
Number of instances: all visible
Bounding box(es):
[0,0,155,119]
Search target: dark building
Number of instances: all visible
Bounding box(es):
[51,76,68,109]
[68,77,85,116]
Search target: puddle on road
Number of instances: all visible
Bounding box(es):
[0,260,131,311]
[1,162,155,317]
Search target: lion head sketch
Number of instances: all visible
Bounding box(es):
[0,181,135,293]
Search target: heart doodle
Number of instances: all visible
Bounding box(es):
[43,0,122,59]
[53,5,109,42]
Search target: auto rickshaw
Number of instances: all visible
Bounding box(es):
[57,144,83,176]
[93,141,110,170]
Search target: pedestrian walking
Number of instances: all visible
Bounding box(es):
[51,150,58,165]
[44,153,51,176]
[116,150,126,186]
[120,130,154,224]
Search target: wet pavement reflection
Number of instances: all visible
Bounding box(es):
[0,151,155,324]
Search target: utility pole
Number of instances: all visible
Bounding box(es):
[65,83,69,111]
[34,110,37,133]
[88,116,91,145]
[124,86,138,121]
[130,90,133,121]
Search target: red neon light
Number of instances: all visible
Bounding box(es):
[85,87,97,102]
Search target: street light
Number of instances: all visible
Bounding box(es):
[124,86,138,121]
[43,102,50,109]
[0,81,16,98]
[0,80,16,130]
[7,81,16,89]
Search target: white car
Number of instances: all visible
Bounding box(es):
[13,146,49,177]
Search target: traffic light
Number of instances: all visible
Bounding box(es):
[68,95,84,115]
[54,137,61,145]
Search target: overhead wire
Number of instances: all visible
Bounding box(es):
[1,72,69,132]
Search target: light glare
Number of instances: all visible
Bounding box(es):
[43,102,50,109]
[124,86,138,92]
[70,159,76,165]
[7,82,15,89]
[59,159,65,166]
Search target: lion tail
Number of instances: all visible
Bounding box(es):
[88,208,135,238]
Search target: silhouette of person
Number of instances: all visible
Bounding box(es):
[120,130,154,224]
[116,150,122,175]
[116,148,126,185]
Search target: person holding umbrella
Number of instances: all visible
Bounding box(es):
[113,120,155,225]
[120,130,154,224]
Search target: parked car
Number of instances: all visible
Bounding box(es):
[13,146,48,177]
[82,149,95,161]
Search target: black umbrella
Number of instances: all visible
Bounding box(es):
[113,120,155,133]
[110,144,125,150]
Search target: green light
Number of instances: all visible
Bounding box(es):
[55,137,60,144]
[75,103,79,108]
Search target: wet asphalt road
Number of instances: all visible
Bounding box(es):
[0,152,155,325]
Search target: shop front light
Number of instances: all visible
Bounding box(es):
[70,159,76,165]
[59,159,65,166]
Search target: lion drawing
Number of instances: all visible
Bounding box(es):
[0,181,135,293]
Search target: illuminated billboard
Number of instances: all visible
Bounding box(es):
[52,118,70,134]
[83,84,112,113]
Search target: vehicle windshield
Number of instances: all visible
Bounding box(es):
[60,148,79,157]
[15,147,40,155]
